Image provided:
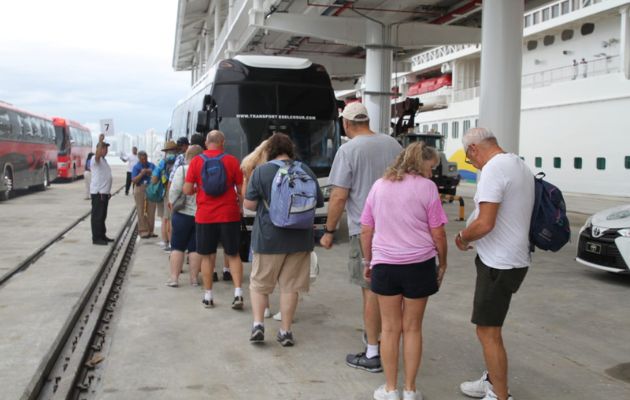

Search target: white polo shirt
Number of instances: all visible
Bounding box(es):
[472,153,534,269]
[125,153,139,172]
[90,157,113,195]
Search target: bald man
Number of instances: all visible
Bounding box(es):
[183,130,245,310]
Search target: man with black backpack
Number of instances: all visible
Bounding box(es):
[454,128,534,400]
[183,130,245,310]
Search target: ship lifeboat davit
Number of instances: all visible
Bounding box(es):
[406,74,452,110]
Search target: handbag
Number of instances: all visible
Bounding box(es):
[239,219,251,262]
[171,167,187,213]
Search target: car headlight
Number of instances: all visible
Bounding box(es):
[618,229,630,238]
[579,216,593,235]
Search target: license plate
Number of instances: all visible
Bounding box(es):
[585,242,602,254]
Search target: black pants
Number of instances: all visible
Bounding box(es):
[91,194,110,241]
[125,172,132,195]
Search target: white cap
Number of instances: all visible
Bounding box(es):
[341,102,369,122]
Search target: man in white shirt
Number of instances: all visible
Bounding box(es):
[120,146,139,196]
[91,141,114,245]
[455,128,534,400]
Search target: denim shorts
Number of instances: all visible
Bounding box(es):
[170,212,196,253]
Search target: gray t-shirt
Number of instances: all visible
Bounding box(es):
[328,133,402,236]
[245,160,324,254]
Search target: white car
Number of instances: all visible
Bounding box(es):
[576,205,630,274]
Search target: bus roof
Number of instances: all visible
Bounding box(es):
[0,102,52,121]
[233,55,312,70]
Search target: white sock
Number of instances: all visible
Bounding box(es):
[279,329,288,335]
[366,344,379,359]
[204,290,212,301]
[223,267,230,272]
[253,321,263,328]
[234,287,243,297]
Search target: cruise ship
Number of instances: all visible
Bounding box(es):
[338,0,630,197]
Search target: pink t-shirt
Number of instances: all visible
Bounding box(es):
[360,175,448,267]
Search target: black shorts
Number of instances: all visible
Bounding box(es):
[370,258,439,299]
[472,255,528,327]
[171,212,196,253]
[196,221,240,256]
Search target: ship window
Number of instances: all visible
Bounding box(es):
[596,157,606,170]
[581,23,595,36]
[561,1,570,14]
[452,121,459,139]
[574,157,582,169]
[561,29,574,41]
[431,123,438,132]
[441,122,448,138]
[535,157,542,168]
[533,12,539,25]
[422,124,429,132]
[475,118,478,127]
[543,35,555,46]
[625,156,630,169]
[542,9,550,22]
[527,40,538,51]
[524,15,531,27]
[551,4,560,18]
[553,157,561,168]
[463,120,471,133]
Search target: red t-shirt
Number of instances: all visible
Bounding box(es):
[185,149,243,223]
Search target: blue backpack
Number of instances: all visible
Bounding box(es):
[200,153,228,196]
[529,172,571,252]
[145,180,165,202]
[264,160,318,229]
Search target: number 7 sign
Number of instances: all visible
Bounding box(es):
[99,119,115,136]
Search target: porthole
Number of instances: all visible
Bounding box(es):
[527,40,538,51]
[581,23,595,36]
[543,35,555,46]
[596,157,606,170]
[535,157,542,168]
[561,29,573,41]
[574,157,582,169]
[553,157,561,168]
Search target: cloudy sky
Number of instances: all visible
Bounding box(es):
[0,0,190,136]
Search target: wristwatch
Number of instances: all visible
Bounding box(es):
[323,227,336,234]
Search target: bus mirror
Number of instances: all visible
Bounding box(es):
[202,95,215,110]
[196,111,210,133]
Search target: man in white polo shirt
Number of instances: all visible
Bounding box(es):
[91,140,113,245]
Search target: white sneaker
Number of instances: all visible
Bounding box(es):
[481,389,513,400]
[460,371,492,398]
[402,389,423,400]
[373,384,400,400]
[156,241,167,248]
[264,307,271,318]
[273,311,282,321]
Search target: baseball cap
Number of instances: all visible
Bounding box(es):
[176,136,190,146]
[341,102,369,122]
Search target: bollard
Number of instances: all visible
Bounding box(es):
[441,194,465,221]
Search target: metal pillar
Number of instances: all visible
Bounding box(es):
[215,0,222,42]
[478,0,524,154]
[621,6,630,79]
[363,21,393,135]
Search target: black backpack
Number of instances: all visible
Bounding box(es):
[529,172,571,252]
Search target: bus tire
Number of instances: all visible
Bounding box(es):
[1,166,13,201]
[35,166,49,191]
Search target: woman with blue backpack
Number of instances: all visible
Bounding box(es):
[244,133,324,347]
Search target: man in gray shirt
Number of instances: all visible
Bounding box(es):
[320,102,402,372]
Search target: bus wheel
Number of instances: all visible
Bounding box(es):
[35,166,49,191]
[1,167,13,201]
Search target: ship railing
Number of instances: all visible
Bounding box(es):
[522,55,620,88]
[524,0,606,29]
[453,86,481,102]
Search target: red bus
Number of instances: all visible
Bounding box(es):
[0,101,57,201]
[53,117,92,180]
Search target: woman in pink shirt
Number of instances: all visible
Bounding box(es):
[360,142,448,400]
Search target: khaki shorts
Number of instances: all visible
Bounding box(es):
[156,200,164,218]
[162,191,171,219]
[250,252,310,295]
[349,235,370,289]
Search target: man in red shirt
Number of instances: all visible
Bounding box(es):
[184,130,245,310]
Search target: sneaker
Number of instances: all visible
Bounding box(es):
[250,325,265,343]
[402,389,423,400]
[346,352,383,373]
[273,311,282,321]
[373,384,400,400]
[460,371,492,398]
[264,307,272,318]
[276,331,294,347]
[156,241,167,247]
[165,280,178,288]
[232,296,244,310]
[481,389,513,400]
[202,298,214,308]
[212,272,219,282]
[163,246,172,252]
[223,270,232,281]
